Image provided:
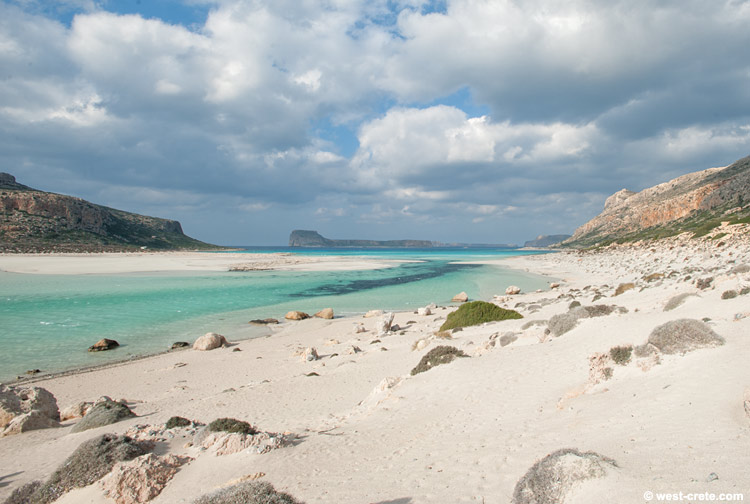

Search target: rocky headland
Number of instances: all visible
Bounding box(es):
[288,229,434,248]
[0,173,220,253]
[563,155,750,247]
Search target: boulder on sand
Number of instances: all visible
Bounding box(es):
[505,286,521,295]
[285,311,310,321]
[314,308,334,319]
[452,292,469,303]
[193,332,228,351]
[1,410,60,437]
[88,338,120,352]
[99,453,193,504]
[0,384,60,434]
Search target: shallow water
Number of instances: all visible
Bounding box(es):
[0,248,553,381]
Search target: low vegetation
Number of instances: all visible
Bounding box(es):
[165,416,192,429]
[70,400,135,433]
[439,301,522,331]
[609,345,633,365]
[648,319,725,354]
[193,481,304,504]
[208,418,258,435]
[664,293,697,311]
[410,346,467,376]
[614,283,635,296]
[721,290,738,299]
[512,448,618,504]
[5,434,149,504]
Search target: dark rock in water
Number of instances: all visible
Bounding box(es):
[26,369,42,375]
[88,338,119,352]
[71,400,135,433]
[249,318,280,325]
[171,341,190,349]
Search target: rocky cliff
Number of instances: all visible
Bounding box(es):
[564,155,750,247]
[0,173,219,252]
[289,230,434,248]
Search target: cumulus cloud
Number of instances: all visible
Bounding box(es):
[1,0,749,244]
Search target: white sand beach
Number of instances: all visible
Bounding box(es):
[2,227,750,503]
[0,252,407,275]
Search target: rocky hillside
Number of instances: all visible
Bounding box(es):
[0,173,220,252]
[563,155,750,248]
[289,230,434,248]
[523,234,571,248]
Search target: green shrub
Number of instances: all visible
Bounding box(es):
[193,481,304,504]
[15,434,149,504]
[208,418,257,435]
[609,346,633,365]
[439,301,522,331]
[165,416,192,429]
[410,346,467,376]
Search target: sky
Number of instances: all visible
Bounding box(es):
[1,0,750,246]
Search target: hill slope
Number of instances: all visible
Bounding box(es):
[0,173,220,252]
[563,156,750,248]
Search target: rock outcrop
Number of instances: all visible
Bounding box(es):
[193,333,229,351]
[0,172,218,252]
[289,229,434,248]
[0,385,60,437]
[564,155,750,247]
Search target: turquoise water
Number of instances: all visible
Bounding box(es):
[0,249,553,381]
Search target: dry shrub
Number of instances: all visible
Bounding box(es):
[193,481,304,504]
[71,400,135,433]
[663,293,697,311]
[648,319,725,354]
[643,273,664,282]
[434,330,453,340]
[609,345,633,365]
[11,434,150,504]
[512,448,618,504]
[165,416,192,429]
[614,283,635,296]
[721,290,738,300]
[410,346,467,376]
[696,277,714,290]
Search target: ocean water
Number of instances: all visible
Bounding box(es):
[0,248,553,382]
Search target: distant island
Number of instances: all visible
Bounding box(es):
[288,230,518,248]
[0,173,221,253]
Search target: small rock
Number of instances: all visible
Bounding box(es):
[25,369,41,375]
[549,282,560,289]
[706,472,719,482]
[303,347,319,362]
[417,307,432,316]
[452,292,469,302]
[324,339,340,346]
[364,309,384,318]
[348,346,362,355]
[377,312,395,335]
[314,308,334,319]
[89,338,120,352]
[505,286,521,295]
[249,318,279,325]
[60,401,93,421]
[354,323,367,333]
[193,333,228,351]
[743,387,750,420]
[170,342,190,349]
[285,311,310,321]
